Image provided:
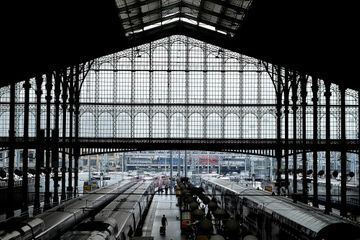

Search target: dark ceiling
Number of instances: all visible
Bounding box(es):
[1,0,358,90]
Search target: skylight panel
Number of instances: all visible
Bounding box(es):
[144,23,161,31]
[162,17,180,25]
[199,22,216,31]
[180,17,198,25]
[163,11,179,19]
[116,0,255,38]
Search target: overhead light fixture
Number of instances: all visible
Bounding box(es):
[215,49,223,58]
[135,48,142,58]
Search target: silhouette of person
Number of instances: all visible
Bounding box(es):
[161,214,168,227]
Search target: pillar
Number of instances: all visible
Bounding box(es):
[34,75,43,214]
[170,150,173,179]
[340,85,347,216]
[324,82,332,214]
[300,75,308,203]
[275,67,282,195]
[284,69,290,193]
[61,69,68,201]
[68,66,74,198]
[312,76,319,207]
[44,72,52,210]
[53,70,61,205]
[21,78,31,215]
[291,72,298,196]
[184,150,187,178]
[6,82,16,218]
[74,65,80,197]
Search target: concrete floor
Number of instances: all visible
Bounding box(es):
[142,191,185,240]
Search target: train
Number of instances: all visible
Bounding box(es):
[0,180,137,240]
[201,177,360,240]
[61,180,155,240]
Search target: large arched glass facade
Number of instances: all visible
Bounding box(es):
[0,35,358,141]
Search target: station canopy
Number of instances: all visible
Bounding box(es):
[1,0,358,90]
[116,0,252,37]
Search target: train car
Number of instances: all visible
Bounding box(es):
[0,180,137,240]
[61,180,155,240]
[201,178,360,240]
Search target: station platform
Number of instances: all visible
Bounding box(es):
[142,191,184,240]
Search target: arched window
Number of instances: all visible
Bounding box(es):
[0,112,9,137]
[189,46,204,71]
[189,113,203,138]
[171,41,186,70]
[243,114,257,138]
[346,114,357,139]
[80,112,96,137]
[153,113,167,138]
[225,113,240,139]
[261,114,276,139]
[207,114,221,138]
[117,112,131,138]
[171,113,185,138]
[99,112,113,137]
[134,113,149,137]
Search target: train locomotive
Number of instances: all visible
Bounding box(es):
[61,180,155,240]
[0,180,137,240]
[201,178,360,240]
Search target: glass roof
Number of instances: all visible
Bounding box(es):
[115,0,254,37]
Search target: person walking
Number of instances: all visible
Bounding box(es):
[161,214,168,227]
[160,214,168,235]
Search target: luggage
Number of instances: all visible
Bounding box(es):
[160,226,166,235]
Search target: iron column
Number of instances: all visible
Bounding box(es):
[300,75,307,203]
[34,75,43,214]
[6,82,16,218]
[22,78,31,215]
[44,72,52,210]
[324,82,332,214]
[312,76,319,207]
[340,85,347,217]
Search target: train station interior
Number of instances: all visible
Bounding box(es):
[0,0,360,239]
